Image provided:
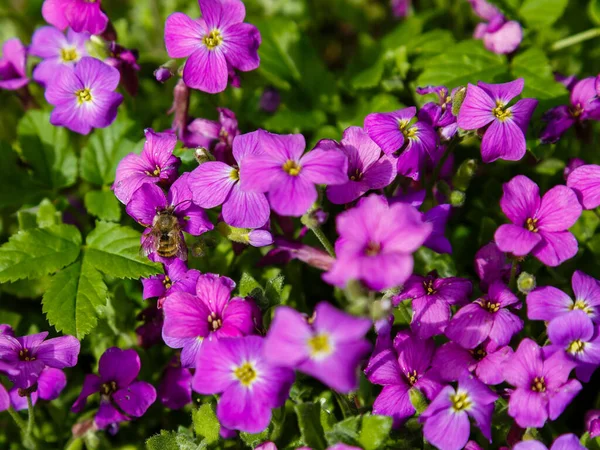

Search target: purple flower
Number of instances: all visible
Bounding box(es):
[546,310,600,382]
[9,367,67,411]
[446,280,523,348]
[564,157,586,180]
[259,237,335,271]
[240,130,348,217]
[364,107,438,181]
[0,331,79,389]
[113,129,181,205]
[416,85,458,141]
[263,302,371,393]
[0,38,29,90]
[164,0,261,93]
[192,336,294,433]
[541,77,600,143]
[42,0,108,35]
[394,273,472,339]
[503,338,582,428]
[513,434,585,450]
[189,130,270,228]
[126,173,213,262]
[158,357,192,410]
[586,410,600,438]
[391,0,410,17]
[0,324,14,336]
[71,347,156,430]
[495,175,582,266]
[470,0,522,54]
[323,126,396,204]
[567,164,600,210]
[420,374,497,450]
[365,329,442,427]
[260,87,280,113]
[105,42,140,96]
[142,259,200,307]
[135,304,164,348]
[474,242,511,290]
[457,79,537,163]
[527,270,600,323]
[182,108,239,162]
[324,195,432,291]
[162,273,256,367]
[154,66,174,83]
[29,27,89,86]
[45,57,123,135]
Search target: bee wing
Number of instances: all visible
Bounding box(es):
[174,231,188,261]
[140,230,158,258]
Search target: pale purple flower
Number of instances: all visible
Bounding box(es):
[45,56,123,135]
[420,374,497,450]
[567,164,600,210]
[113,129,181,204]
[182,108,239,163]
[503,338,582,428]
[457,79,537,163]
[0,38,29,90]
[240,130,348,217]
[164,0,261,93]
[9,367,67,411]
[416,85,458,141]
[324,195,432,291]
[393,273,472,339]
[42,0,108,35]
[323,126,396,204]
[71,348,156,430]
[513,434,585,450]
[142,259,200,307]
[162,273,256,368]
[189,130,270,228]
[263,302,371,393]
[29,27,89,86]
[470,0,522,54]
[192,336,294,433]
[474,242,511,289]
[365,329,442,427]
[494,175,581,267]
[0,331,79,389]
[158,357,192,410]
[0,324,14,336]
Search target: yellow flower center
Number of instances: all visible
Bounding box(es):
[399,119,418,139]
[234,362,257,386]
[19,348,36,362]
[531,376,546,392]
[282,160,301,176]
[76,88,92,104]
[423,279,436,295]
[307,333,332,359]
[349,168,362,181]
[492,102,512,121]
[481,300,500,313]
[526,217,539,233]
[450,392,472,412]
[101,380,117,395]
[207,311,222,331]
[162,275,172,290]
[229,168,240,181]
[406,370,418,385]
[567,339,585,354]
[571,300,593,315]
[60,47,78,62]
[203,30,223,50]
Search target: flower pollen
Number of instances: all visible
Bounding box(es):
[75,88,92,104]
[229,168,240,181]
[60,47,78,62]
[307,333,332,358]
[470,346,487,361]
[406,369,418,386]
[234,362,257,386]
[526,217,539,233]
[349,168,363,181]
[100,380,117,396]
[531,376,546,392]
[203,30,223,50]
[567,339,585,354]
[450,391,472,412]
[18,348,36,362]
[207,311,223,331]
[423,279,436,295]
[492,102,512,122]
[162,275,172,290]
[282,160,301,176]
[571,300,593,315]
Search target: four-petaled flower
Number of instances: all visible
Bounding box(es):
[141,258,200,307]
[42,0,108,35]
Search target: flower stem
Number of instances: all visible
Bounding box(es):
[551,28,600,51]
[24,395,37,449]
[7,407,27,433]
[310,226,336,258]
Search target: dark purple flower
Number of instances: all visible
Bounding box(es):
[263,302,371,393]
[42,0,108,35]
[495,175,581,267]
[135,304,164,348]
[564,158,586,180]
[457,79,537,163]
[193,336,294,433]
[105,42,140,96]
[113,129,181,204]
[391,0,410,17]
[567,164,600,210]
[9,367,67,411]
[469,0,522,54]
[0,325,14,336]
[420,374,497,450]
[513,434,585,450]
[503,338,582,428]
[164,0,261,93]
[45,57,123,135]
[142,259,200,307]
[474,242,511,289]
[162,273,256,367]
[71,348,156,430]
[259,237,335,271]
[556,73,579,91]
[0,38,29,90]
[158,357,192,410]
[182,108,239,162]
[154,66,174,83]
[260,87,280,113]
[416,85,458,141]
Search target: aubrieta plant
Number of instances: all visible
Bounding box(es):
[2,0,600,449]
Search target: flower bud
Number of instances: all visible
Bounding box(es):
[409,387,428,415]
[154,67,173,83]
[451,86,467,117]
[450,190,466,207]
[216,222,273,247]
[86,35,110,60]
[517,272,536,294]
[453,159,478,191]
[260,87,281,113]
[194,147,215,165]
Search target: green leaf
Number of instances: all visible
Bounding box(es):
[85,221,163,279]
[409,30,456,57]
[17,110,77,190]
[36,199,62,227]
[358,415,393,450]
[381,17,424,51]
[534,158,565,176]
[146,430,179,450]
[239,272,264,297]
[572,211,600,242]
[295,403,328,450]
[590,0,600,25]
[325,415,360,445]
[84,190,122,222]
[350,56,386,90]
[511,48,569,103]
[519,0,568,28]
[265,274,285,306]
[263,108,327,133]
[0,224,82,283]
[0,141,40,209]
[192,404,220,445]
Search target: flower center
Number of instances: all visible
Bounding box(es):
[450,392,472,412]
[282,160,301,176]
[406,369,418,386]
[571,300,593,315]
[307,333,332,358]
[570,105,584,118]
[60,47,78,62]
[531,376,546,392]
[349,168,363,181]
[144,165,161,177]
[101,380,117,396]
[203,30,223,50]
[492,102,512,121]
[75,88,92,104]
[229,168,239,181]
[234,362,257,386]
[364,241,381,257]
[526,217,539,233]
[470,346,487,361]
[18,348,36,362]
[567,339,585,354]
[399,120,418,139]
[482,300,500,313]
[207,311,223,331]
[162,275,172,290]
[423,279,436,295]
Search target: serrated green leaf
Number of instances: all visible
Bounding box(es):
[85,221,163,279]
[511,48,569,103]
[295,403,327,450]
[84,190,122,222]
[192,404,220,445]
[239,428,270,447]
[146,430,179,450]
[358,415,393,450]
[36,199,62,228]
[265,274,285,306]
[0,224,82,283]
[520,0,568,28]
[239,272,264,297]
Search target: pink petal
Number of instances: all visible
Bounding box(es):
[364,112,405,155]
[42,0,69,30]
[200,0,246,29]
[300,148,348,185]
[482,21,522,54]
[222,23,260,71]
[163,292,210,339]
[183,47,228,94]
[481,119,526,163]
[75,57,120,92]
[195,273,236,315]
[537,185,581,232]
[217,382,271,433]
[478,79,524,105]
[532,231,578,267]
[188,161,236,208]
[126,183,166,226]
[268,174,317,217]
[508,388,548,429]
[445,304,493,349]
[233,129,262,163]
[164,12,204,58]
[494,224,542,256]
[263,306,311,367]
[499,175,540,226]
[341,125,382,170]
[29,26,66,59]
[526,286,573,322]
[567,164,600,210]
[456,83,495,130]
[44,65,82,105]
[222,182,270,228]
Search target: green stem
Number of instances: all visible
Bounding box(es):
[551,28,600,51]
[310,226,335,258]
[509,259,518,291]
[7,407,27,433]
[25,395,36,448]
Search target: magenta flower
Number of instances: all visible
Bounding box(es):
[527,271,600,324]
[193,336,294,433]
[113,129,181,205]
[0,331,79,389]
[586,410,600,439]
[495,175,581,266]
[158,357,192,410]
[164,0,261,93]
[564,157,586,180]
[324,195,432,291]
[567,164,600,210]
[9,367,66,411]
[142,259,200,307]
[420,374,497,450]
[416,85,458,141]
[503,339,582,428]
[391,0,410,17]
[135,304,164,349]
[469,0,523,54]
[105,42,140,97]
[29,27,89,86]
[323,126,396,204]
[446,280,523,348]
[263,302,371,393]
[71,348,156,430]
[189,130,270,228]
[126,173,213,262]
[365,329,442,427]
[240,130,348,217]
[457,79,538,163]
[162,273,256,367]
[182,108,239,162]
[513,434,585,450]
[474,242,511,290]
[42,0,108,35]
[0,38,29,90]
[259,237,335,271]
[45,57,123,135]
[394,273,472,339]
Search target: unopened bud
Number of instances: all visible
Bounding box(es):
[86,35,110,60]
[301,208,328,229]
[154,60,178,83]
[451,86,467,117]
[216,222,272,247]
[409,388,428,415]
[260,87,281,113]
[194,147,215,165]
[450,190,466,207]
[517,272,536,294]
[453,159,478,191]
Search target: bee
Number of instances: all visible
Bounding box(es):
[140,206,187,260]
